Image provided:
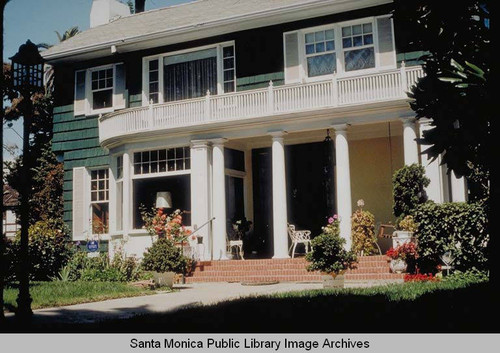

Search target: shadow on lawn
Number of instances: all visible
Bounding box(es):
[1,282,498,333]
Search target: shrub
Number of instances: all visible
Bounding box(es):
[414,201,488,273]
[65,250,144,282]
[351,207,377,256]
[141,238,187,274]
[398,215,418,232]
[306,217,357,274]
[392,164,430,222]
[8,219,72,281]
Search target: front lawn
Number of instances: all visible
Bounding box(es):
[3,281,156,311]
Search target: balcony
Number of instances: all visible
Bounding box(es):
[99,65,424,146]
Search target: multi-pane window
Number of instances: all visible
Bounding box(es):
[133,147,191,175]
[305,29,336,77]
[91,67,114,110]
[115,156,123,231]
[116,155,123,180]
[90,169,109,234]
[222,45,236,93]
[148,59,159,103]
[341,23,375,72]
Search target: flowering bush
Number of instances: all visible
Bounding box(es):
[386,242,419,262]
[398,215,418,232]
[141,207,193,243]
[351,200,377,255]
[404,273,439,282]
[323,214,340,235]
[306,215,357,274]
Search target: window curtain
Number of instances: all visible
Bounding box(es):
[164,56,217,102]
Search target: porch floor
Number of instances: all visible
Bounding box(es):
[186,255,404,287]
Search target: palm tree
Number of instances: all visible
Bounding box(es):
[40,26,80,94]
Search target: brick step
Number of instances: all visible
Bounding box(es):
[189,270,319,277]
[193,264,314,272]
[346,267,391,274]
[344,273,404,280]
[185,275,323,283]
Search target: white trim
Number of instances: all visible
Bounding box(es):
[142,41,236,106]
[76,62,125,116]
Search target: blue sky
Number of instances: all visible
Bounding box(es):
[3,0,191,161]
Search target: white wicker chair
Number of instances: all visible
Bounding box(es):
[287,224,312,258]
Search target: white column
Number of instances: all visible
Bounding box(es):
[211,138,229,260]
[190,140,212,260]
[419,119,444,203]
[122,151,131,238]
[333,124,352,250]
[450,171,467,202]
[270,131,290,259]
[401,117,419,165]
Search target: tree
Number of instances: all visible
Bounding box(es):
[393,1,497,289]
[393,0,491,201]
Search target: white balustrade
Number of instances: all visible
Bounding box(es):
[99,66,424,144]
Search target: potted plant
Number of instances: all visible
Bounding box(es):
[393,215,417,247]
[305,215,357,288]
[141,238,188,288]
[386,242,419,274]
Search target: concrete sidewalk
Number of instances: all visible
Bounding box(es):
[17,282,322,325]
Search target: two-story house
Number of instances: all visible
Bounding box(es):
[42,0,468,262]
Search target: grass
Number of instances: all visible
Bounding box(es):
[4,275,497,333]
[3,281,158,311]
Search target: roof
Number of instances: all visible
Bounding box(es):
[42,0,390,63]
[3,184,19,208]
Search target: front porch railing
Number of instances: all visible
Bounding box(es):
[99,65,424,143]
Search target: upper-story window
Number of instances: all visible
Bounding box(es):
[143,42,236,105]
[284,16,396,84]
[304,29,336,77]
[74,63,126,116]
[91,67,114,110]
[341,23,375,72]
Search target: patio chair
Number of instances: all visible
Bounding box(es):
[287,224,312,258]
[226,230,244,260]
[374,222,396,255]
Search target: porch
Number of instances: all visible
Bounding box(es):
[99,65,424,148]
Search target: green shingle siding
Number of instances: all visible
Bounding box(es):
[53,119,98,133]
[237,72,284,91]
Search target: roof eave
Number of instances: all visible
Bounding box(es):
[42,0,392,64]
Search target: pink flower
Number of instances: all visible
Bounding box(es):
[328,217,334,224]
[333,214,338,219]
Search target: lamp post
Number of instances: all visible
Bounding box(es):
[9,40,44,320]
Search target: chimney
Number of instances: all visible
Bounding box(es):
[90,0,131,28]
[135,0,146,13]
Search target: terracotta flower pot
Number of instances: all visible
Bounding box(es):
[321,270,346,288]
[152,271,175,288]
